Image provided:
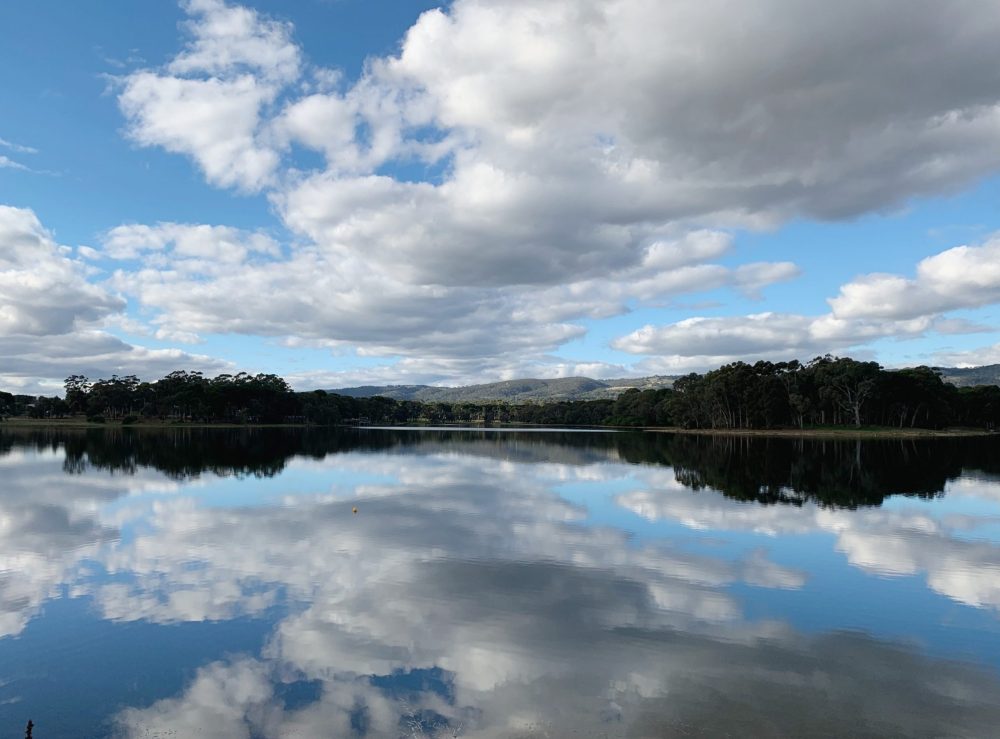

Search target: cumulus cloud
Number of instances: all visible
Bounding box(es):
[103,222,280,280]
[0,205,124,336]
[105,224,796,370]
[119,73,281,192]
[169,0,300,83]
[104,0,1000,380]
[353,0,1000,219]
[610,312,924,371]
[612,234,1000,371]
[932,341,1000,369]
[0,331,229,391]
[0,206,230,393]
[830,235,1000,321]
[117,0,300,191]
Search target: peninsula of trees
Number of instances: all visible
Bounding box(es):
[1,356,999,431]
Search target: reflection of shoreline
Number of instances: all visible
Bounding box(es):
[5,426,1000,508]
[3,417,996,437]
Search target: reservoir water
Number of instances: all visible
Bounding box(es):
[1,427,999,737]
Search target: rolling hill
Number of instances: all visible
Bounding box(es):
[328,364,1000,402]
[327,376,677,403]
[933,364,1000,388]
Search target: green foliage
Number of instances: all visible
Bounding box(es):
[1,357,999,430]
[27,396,70,419]
[666,356,998,431]
[0,390,16,419]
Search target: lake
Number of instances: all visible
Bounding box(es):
[1,427,1000,738]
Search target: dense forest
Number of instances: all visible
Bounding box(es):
[1,356,999,430]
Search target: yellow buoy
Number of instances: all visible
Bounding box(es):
[352,506,358,514]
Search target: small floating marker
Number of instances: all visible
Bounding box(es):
[352,506,358,514]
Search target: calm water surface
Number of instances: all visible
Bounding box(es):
[1,428,1000,737]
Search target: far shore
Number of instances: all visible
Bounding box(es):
[645,425,996,438]
[0,417,308,430]
[0,417,995,438]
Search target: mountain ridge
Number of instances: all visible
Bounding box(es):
[327,375,676,402]
[933,364,1000,388]
[327,364,1000,402]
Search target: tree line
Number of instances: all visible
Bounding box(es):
[0,356,998,430]
[667,357,1000,429]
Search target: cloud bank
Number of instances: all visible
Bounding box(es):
[92,0,1000,382]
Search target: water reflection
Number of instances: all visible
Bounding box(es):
[0,429,998,737]
[6,426,999,505]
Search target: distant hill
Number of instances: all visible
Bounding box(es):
[328,375,677,403]
[327,365,1000,402]
[934,364,1000,388]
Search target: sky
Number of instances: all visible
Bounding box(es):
[2,0,1000,395]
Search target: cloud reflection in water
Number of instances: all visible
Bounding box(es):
[0,429,998,737]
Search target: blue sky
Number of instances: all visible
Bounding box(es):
[2,0,1000,394]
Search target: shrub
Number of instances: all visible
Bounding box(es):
[86,415,105,424]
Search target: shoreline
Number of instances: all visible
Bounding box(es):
[644,426,995,438]
[0,417,995,438]
[0,418,311,430]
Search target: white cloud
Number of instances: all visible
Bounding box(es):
[117,0,300,192]
[169,0,300,84]
[368,0,1000,222]
[106,224,796,372]
[614,313,821,357]
[610,312,916,370]
[932,342,1000,369]
[612,234,1000,370]
[0,206,230,393]
[932,317,996,335]
[0,155,28,171]
[103,222,279,265]
[0,137,35,171]
[0,331,230,393]
[0,205,124,336]
[0,136,38,155]
[119,73,280,192]
[103,0,1000,382]
[830,236,1000,321]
